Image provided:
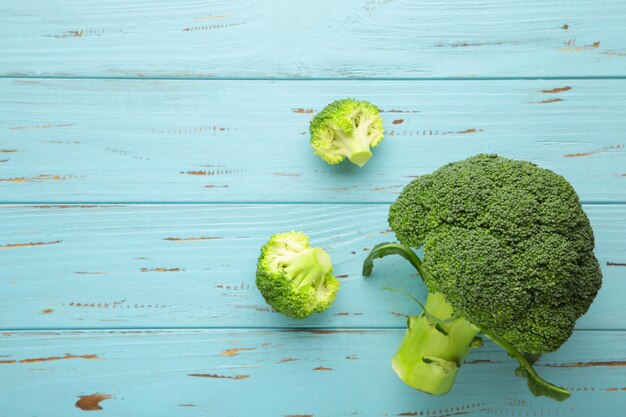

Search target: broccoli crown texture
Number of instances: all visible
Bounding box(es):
[256,231,340,319]
[389,154,602,353]
[309,98,384,167]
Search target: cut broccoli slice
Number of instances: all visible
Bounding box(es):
[256,231,340,319]
[309,98,385,167]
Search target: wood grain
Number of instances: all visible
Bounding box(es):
[0,204,622,330]
[0,329,624,416]
[2,3,625,415]
[1,1,626,78]
[1,79,625,203]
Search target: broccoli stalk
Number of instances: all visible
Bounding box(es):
[362,243,476,394]
[364,242,571,402]
[392,291,481,395]
[363,243,480,395]
[256,232,340,319]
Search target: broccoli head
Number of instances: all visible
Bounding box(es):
[309,98,385,167]
[364,154,602,401]
[257,231,340,319]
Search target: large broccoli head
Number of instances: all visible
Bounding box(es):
[256,231,340,319]
[309,98,385,167]
[389,154,602,354]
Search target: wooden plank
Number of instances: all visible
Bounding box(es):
[0,329,624,416]
[1,1,626,78]
[0,204,622,330]
[1,79,625,203]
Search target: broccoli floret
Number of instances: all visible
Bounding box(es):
[256,231,340,319]
[309,98,385,167]
[364,154,602,401]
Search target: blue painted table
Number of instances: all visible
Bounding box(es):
[1,1,625,416]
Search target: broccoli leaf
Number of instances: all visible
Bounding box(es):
[485,332,571,401]
[362,242,425,278]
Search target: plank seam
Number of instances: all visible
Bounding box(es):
[0,327,620,332]
[2,76,626,82]
[0,202,624,206]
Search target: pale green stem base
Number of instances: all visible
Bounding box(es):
[285,247,332,290]
[335,130,372,167]
[391,292,480,395]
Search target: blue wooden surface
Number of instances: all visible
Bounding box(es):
[1,204,625,330]
[1,330,625,416]
[0,79,625,203]
[2,0,626,78]
[1,1,625,416]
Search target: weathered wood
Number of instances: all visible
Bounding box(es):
[2,1,625,416]
[0,329,624,416]
[1,79,625,203]
[1,1,626,78]
[0,204,622,330]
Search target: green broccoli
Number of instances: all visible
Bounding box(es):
[363,154,602,401]
[309,98,385,167]
[257,231,340,319]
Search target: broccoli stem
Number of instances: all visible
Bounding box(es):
[364,243,480,394]
[335,130,372,167]
[285,247,332,290]
[363,242,425,277]
[392,292,480,395]
[364,241,571,401]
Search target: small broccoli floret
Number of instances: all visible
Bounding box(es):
[256,231,340,319]
[364,154,602,401]
[309,98,385,167]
